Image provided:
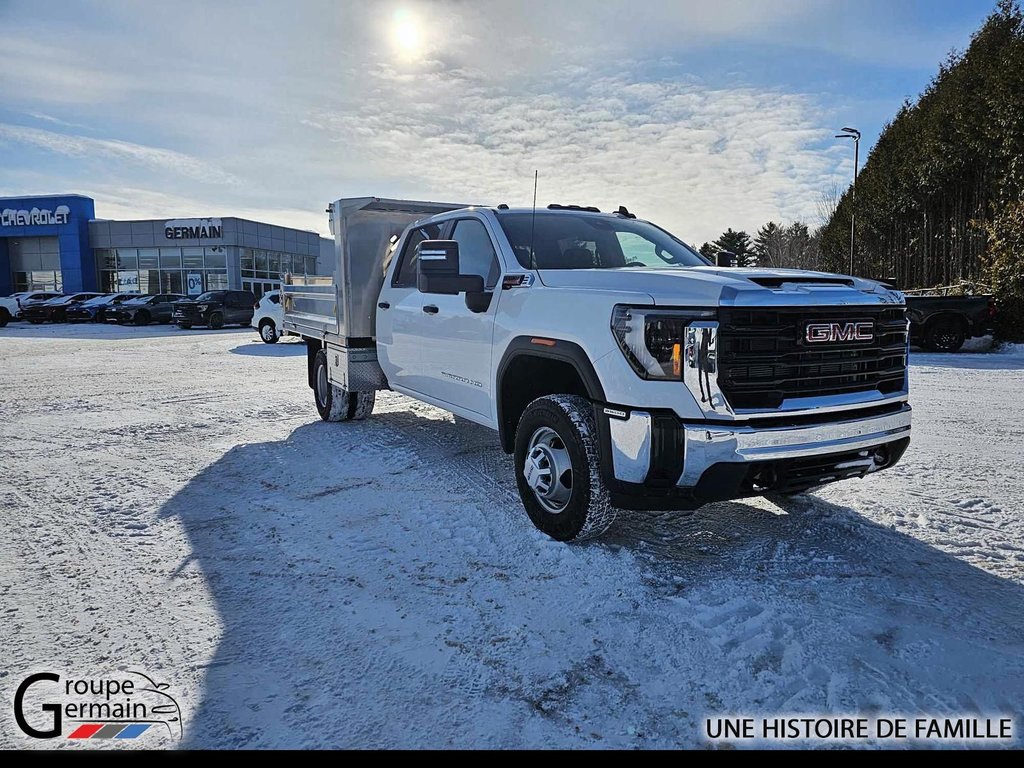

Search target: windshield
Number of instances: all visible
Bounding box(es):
[44,296,72,305]
[496,212,709,270]
[125,295,154,305]
[194,292,224,302]
[82,294,116,306]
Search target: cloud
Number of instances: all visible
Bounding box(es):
[0,0,978,241]
[0,124,239,186]
[309,63,834,243]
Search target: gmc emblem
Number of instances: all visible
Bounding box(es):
[805,321,874,343]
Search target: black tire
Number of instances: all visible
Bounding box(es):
[924,318,965,353]
[134,310,150,326]
[0,308,9,327]
[513,395,616,542]
[29,319,43,325]
[178,322,193,330]
[259,320,278,343]
[209,312,224,330]
[312,349,376,422]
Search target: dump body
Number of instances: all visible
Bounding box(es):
[282,197,471,343]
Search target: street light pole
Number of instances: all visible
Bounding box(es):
[835,127,861,275]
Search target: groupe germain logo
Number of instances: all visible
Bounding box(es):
[805,320,874,344]
[13,671,182,744]
[0,205,71,228]
[164,217,223,240]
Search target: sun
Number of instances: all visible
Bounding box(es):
[391,11,422,59]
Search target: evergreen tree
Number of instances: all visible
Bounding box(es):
[713,228,753,267]
[698,242,719,260]
[754,222,785,267]
[819,1,1024,336]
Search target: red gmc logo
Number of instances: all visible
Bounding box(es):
[805,321,874,343]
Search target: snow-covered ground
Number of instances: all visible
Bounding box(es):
[1,323,1022,749]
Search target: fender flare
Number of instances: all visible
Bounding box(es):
[495,336,605,452]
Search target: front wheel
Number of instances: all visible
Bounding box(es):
[513,395,616,542]
[924,318,965,353]
[178,321,192,330]
[0,308,9,327]
[259,319,278,343]
[209,312,224,330]
[134,311,150,326]
[313,349,375,422]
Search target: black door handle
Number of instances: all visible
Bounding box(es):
[378,301,390,310]
[423,305,439,314]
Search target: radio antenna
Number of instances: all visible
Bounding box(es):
[529,170,538,269]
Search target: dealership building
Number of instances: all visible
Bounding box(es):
[0,194,331,299]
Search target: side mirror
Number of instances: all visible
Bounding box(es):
[416,240,484,295]
[715,251,737,268]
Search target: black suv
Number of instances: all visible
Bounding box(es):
[173,290,256,329]
[109,294,187,325]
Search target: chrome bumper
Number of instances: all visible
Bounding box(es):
[678,406,911,486]
[606,405,912,488]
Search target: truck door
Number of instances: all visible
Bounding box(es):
[376,223,442,395]
[414,217,502,417]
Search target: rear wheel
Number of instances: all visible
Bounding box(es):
[0,308,9,327]
[259,320,278,343]
[924,318,965,353]
[313,349,375,422]
[209,312,224,330]
[513,395,615,542]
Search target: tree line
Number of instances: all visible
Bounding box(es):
[700,2,1023,338]
[818,0,1024,338]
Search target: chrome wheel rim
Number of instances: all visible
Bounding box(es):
[524,426,573,514]
[316,363,329,408]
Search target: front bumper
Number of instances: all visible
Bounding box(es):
[601,403,911,510]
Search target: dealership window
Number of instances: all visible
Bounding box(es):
[204,247,227,269]
[206,272,229,290]
[116,249,138,269]
[182,247,204,269]
[159,248,182,268]
[160,271,185,294]
[241,248,255,271]
[138,248,159,270]
[13,271,62,292]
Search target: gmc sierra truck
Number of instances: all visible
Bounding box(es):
[283,197,911,541]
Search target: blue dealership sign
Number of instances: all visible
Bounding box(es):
[0,194,96,294]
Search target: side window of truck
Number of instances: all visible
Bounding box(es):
[394,223,443,287]
[450,219,500,289]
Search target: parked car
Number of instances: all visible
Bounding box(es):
[66,293,141,323]
[21,293,103,323]
[251,290,283,343]
[0,291,63,326]
[173,290,257,329]
[108,294,187,325]
[905,294,997,352]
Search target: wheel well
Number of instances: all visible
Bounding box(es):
[498,355,591,452]
[305,337,324,388]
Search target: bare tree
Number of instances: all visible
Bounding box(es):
[816,179,843,227]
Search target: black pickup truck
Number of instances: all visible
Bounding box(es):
[906,294,996,352]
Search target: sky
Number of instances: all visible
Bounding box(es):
[0,0,1000,244]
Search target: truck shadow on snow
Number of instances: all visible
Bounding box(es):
[160,410,1024,748]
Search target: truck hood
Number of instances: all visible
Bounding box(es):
[535,267,900,307]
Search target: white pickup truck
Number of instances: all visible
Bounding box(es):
[283,197,911,541]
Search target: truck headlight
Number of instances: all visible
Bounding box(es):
[611,305,716,380]
[197,304,209,312]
